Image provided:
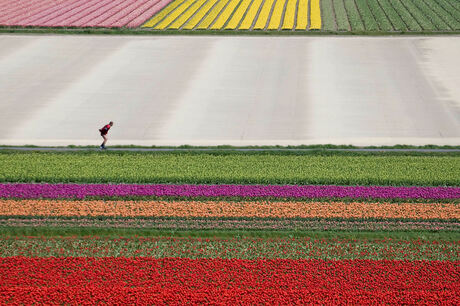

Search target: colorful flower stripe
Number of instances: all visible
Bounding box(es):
[142,0,325,30]
[0,258,458,304]
[309,0,321,29]
[1,183,459,200]
[0,0,173,28]
[1,237,458,261]
[1,199,458,219]
[2,217,458,231]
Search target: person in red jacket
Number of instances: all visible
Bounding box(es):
[99,121,113,149]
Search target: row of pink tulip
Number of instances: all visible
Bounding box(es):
[0,0,172,28]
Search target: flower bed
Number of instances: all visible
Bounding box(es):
[1,258,458,304]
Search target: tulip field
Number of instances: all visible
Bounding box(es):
[0,150,459,303]
[1,0,459,32]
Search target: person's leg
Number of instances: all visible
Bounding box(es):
[101,135,107,148]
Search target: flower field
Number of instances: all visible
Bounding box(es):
[0,150,458,303]
[1,258,459,304]
[142,0,459,31]
[0,0,172,28]
[1,0,458,32]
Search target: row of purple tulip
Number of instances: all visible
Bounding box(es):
[0,184,458,200]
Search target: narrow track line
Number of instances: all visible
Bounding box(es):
[64,0,117,27]
[293,0,300,30]
[225,0,254,29]
[364,0,381,31]
[0,0,46,20]
[263,0,278,30]
[309,0,321,29]
[266,0,286,30]
[328,0,338,31]
[73,0,127,27]
[158,0,199,29]
[318,0,324,30]
[239,0,264,30]
[27,0,94,26]
[124,0,164,28]
[206,0,234,29]
[21,0,89,25]
[398,0,423,31]
[252,0,275,29]
[193,0,224,29]
[306,0,311,30]
[235,0,258,30]
[281,0,296,30]
[86,0,137,27]
[100,0,151,27]
[143,0,187,28]
[375,0,395,31]
[42,0,104,27]
[406,0,437,30]
[435,0,460,24]
[179,0,213,30]
[197,0,232,29]
[1,0,61,23]
[278,0,290,30]
[386,0,411,31]
[295,0,308,30]
[213,0,243,29]
[341,0,353,31]
[411,0,447,31]
[351,0,365,30]
[248,0,266,30]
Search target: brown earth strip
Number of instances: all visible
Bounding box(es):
[1,199,459,219]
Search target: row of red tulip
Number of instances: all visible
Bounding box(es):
[1,257,458,304]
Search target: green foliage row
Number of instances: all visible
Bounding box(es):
[355,0,379,31]
[1,235,457,260]
[402,0,435,31]
[366,0,393,31]
[0,152,459,186]
[1,227,458,240]
[328,0,460,32]
[344,0,365,31]
[333,0,351,31]
[321,0,337,31]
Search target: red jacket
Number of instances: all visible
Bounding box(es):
[99,124,111,135]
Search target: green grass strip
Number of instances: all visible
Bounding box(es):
[0,151,459,186]
[1,227,458,240]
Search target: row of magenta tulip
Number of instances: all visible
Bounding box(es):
[0,183,458,200]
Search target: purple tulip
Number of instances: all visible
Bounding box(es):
[0,183,458,200]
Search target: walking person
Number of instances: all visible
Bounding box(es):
[99,121,113,150]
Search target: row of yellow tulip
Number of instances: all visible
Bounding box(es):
[143,0,321,30]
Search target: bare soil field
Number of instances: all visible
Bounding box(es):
[0,34,459,146]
